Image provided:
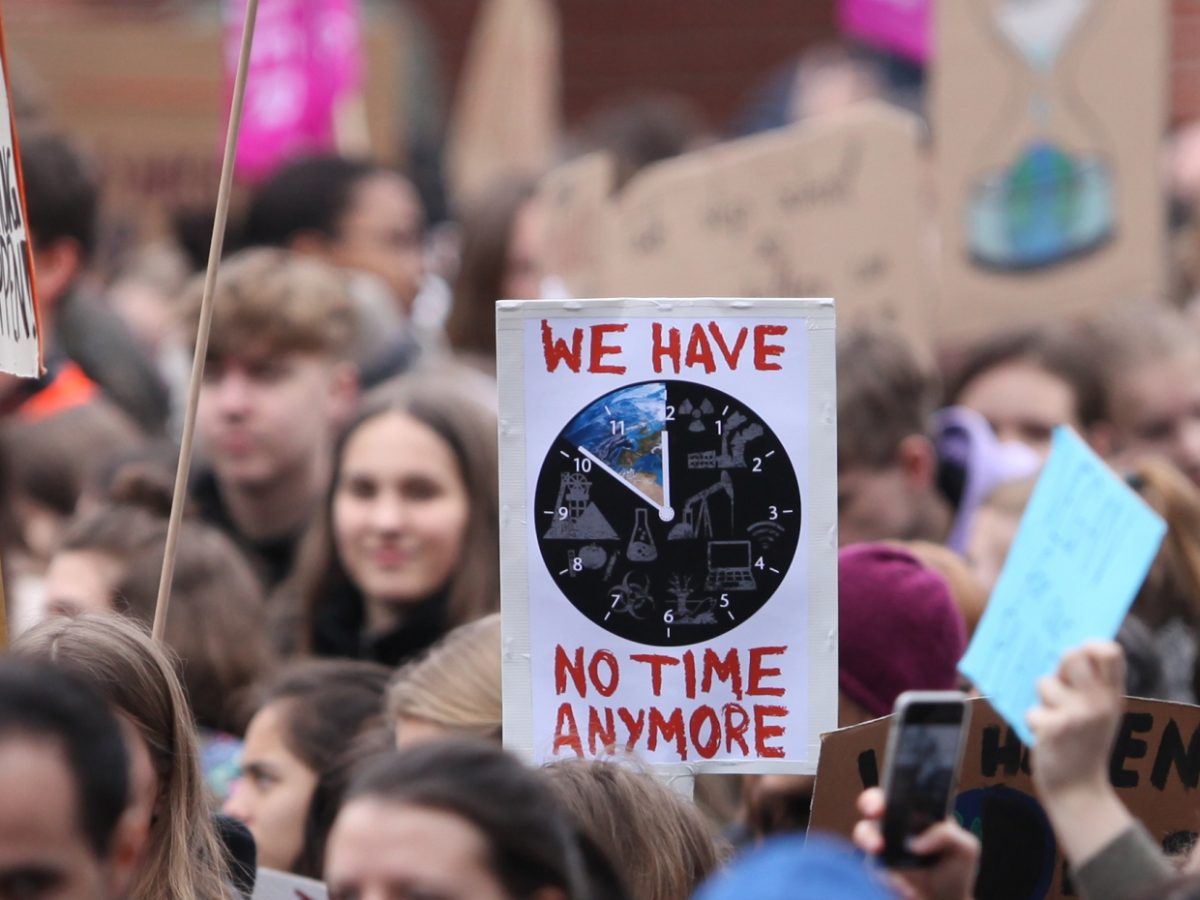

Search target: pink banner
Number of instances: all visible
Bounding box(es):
[837,0,929,64]
[225,0,364,183]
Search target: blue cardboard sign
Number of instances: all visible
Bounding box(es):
[959,427,1166,744]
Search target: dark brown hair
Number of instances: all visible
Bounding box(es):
[340,740,592,900]
[837,323,939,469]
[949,324,1105,428]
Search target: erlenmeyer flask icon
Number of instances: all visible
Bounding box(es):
[628,508,658,562]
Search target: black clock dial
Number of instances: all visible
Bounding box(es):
[534,380,802,646]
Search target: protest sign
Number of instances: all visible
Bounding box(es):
[252,868,327,900]
[224,0,365,183]
[931,0,1167,341]
[446,0,560,206]
[538,151,616,300]
[0,14,39,378]
[959,427,1165,744]
[837,0,930,63]
[601,103,934,351]
[810,697,1200,900]
[498,299,838,773]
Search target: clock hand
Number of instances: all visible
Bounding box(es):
[659,428,674,522]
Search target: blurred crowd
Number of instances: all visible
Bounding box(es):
[6,33,1200,900]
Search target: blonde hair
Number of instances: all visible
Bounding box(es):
[13,614,232,899]
[183,247,356,361]
[544,759,725,900]
[388,613,502,741]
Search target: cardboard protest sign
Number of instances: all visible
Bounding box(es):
[252,868,327,900]
[960,427,1165,743]
[602,103,934,351]
[538,152,616,300]
[811,697,1200,900]
[498,298,838,773]
[838,0,930,63]
[931,0,1168,341]
[0,14,39,377]
[446,0,560,206]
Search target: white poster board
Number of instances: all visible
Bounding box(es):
[498,298,838,774]
[0,18,38,377]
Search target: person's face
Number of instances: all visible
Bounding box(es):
[0,737,135,900]
[965,506,1020,594]
[325,801,511,900]
[331,174,425,314]
[1108,352,1200,485]
[500,200,545,302]
[222,701,316,871]
[333,413,471,609]
[42,551,122,620]
[198,350,350,491]
[956,360,1078,458]
[838,463,924,546]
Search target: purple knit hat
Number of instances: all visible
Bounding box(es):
[839,543,968,718]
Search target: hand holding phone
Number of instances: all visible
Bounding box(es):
[879,691,970,868]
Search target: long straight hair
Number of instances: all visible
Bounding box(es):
[291,368,501,655]
[14,614,233,899]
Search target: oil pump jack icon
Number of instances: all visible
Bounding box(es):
[668,472,734,540]
[686,410,764,469]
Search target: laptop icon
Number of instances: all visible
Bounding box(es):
[705,540,757,592]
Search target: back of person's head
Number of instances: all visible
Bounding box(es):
[949,324,1106,450]
[183,246,357,363]
[838,324,938,471]
[838,543,967,722]
[0,657,129,858]
[544,759,722,900]
[330,739,592,900]
[575,92,709,189]
[19,129,98,259]
[694,834,890,900]
[389,612,502,746]
[50,467,275,733]
[12,613,232,899]
[242,155,388,248]
[447,174,540,360]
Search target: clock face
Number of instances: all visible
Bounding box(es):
[534,380,802,647]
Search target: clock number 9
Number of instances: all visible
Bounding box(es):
[558,507,569,520]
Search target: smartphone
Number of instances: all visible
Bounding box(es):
[879,691,970,868]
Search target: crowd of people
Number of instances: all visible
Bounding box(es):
[7,37,1200,900]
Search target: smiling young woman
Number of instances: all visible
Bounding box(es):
[282,368,500,666]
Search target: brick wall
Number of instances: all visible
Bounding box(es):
[406,0,839,132]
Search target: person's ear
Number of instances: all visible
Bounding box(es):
[31,236,83,312]
[896,434,937,491]
[328,361,360,430]
[107,805,150,898]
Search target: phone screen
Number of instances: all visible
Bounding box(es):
[882,701,965,867]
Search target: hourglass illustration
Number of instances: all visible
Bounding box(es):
[966,0,1114,271]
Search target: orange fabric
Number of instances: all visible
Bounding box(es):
[17,362,98,421]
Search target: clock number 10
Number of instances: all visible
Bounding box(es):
[573,457,592,473]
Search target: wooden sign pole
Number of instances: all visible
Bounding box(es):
[153,0,259,642]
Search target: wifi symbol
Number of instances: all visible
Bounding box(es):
[747,520,785,547]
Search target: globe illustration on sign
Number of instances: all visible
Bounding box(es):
[562,381,667,507]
